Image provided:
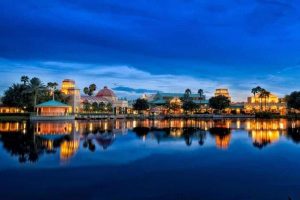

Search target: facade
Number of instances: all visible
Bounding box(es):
[81,86,129,114]
[147,92,209,114]
[215,89,231,100]
[61,79,81,113]
[0,105,25,113]
[35,100,71,116]
[244,93,287,115]
[149,92,208,106]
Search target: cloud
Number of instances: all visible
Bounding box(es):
[1,60,299,101]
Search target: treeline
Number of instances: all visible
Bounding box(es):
[1,76,70,112]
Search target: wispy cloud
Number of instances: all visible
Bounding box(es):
[0,60,299,101]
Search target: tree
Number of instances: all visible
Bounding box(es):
[106,102,113,113]
[251,86,263,110]
[47,82,58,100]
[183,88,192,100]
[92,102,99,112]
[251,86,262,97]
[133,98,149,113]
[83,102,91,112]
[83,84,97,96]
[286,91,300,110]
[99,102,106,112]
[182,100,198,114]
[259,89,270,111]
[209,95,230,113]
[26,77,46,107]
[2,83,32,110]
[21,76,29,85]
[198,89,204,100]
[83,87,89,95]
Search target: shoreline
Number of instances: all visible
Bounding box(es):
[1,113,299,121]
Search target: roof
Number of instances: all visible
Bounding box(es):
[96,86,116,98]
[81,96,111,103]
[35,100,70,108]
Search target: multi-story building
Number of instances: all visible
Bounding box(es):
[244,93,287,115]
[61,79,81,113]
[214,88,231,100]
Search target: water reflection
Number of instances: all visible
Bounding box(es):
[0,119,300,164]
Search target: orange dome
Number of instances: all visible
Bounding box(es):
[96,86,116,98]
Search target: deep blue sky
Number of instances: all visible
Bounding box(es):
[0,0,300,101]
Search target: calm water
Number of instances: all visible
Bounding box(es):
[0,119,300,200]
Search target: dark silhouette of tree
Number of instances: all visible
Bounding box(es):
[286,91,300,110]
[133,98,149,113]
[209,95,230,113]
[133,127,150,138]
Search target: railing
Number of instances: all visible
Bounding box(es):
[34,112,71,116]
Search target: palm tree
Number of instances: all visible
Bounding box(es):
[259,89,270,111]
[27,77,46,107]
[83,84,97,96]
[251,86,262,102]
[47,82,58,100]
[184,88,192,100]
[198,89,204,100]
[83,87,89,95]
[21,76,29,85]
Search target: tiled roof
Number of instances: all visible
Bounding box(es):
[81,96,112,103]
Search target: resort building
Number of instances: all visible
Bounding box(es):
[61,79,81,113]
[81,86,129,114]
[215,88,231,100]
[0,105,25,113]
[244,93,287,115]
[35,100,71,116]
[148,92,209,114]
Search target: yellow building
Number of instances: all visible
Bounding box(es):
[61,79,81,113]
[0,105,24,113]
[215,88,231,100]
[244,93,287,115]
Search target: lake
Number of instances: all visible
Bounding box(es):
[0,119,300,200]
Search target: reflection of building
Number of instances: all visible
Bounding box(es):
[215,88,231,100]
[81,86,129,114]
[244,93,287,115]
[61,79,81,113]
[246,120,286,147]
[215,134,231,149]
[0,121,27,133]
[35,122,72,134]
[35,100,71,116]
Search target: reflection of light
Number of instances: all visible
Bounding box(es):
[292,122,296,129]
[133,120,136,128]
[142,135,146,142]
[237,120,240,129]
[215,134,231,149]
[89,123,93,132]
[104,122,108,131]
[279,122,284,130]
[170,129,182,137]
[60,140,80,161]
[251,130,280,145]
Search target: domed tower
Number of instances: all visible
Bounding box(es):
[96,86,117,102]
[61,79,81,113]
